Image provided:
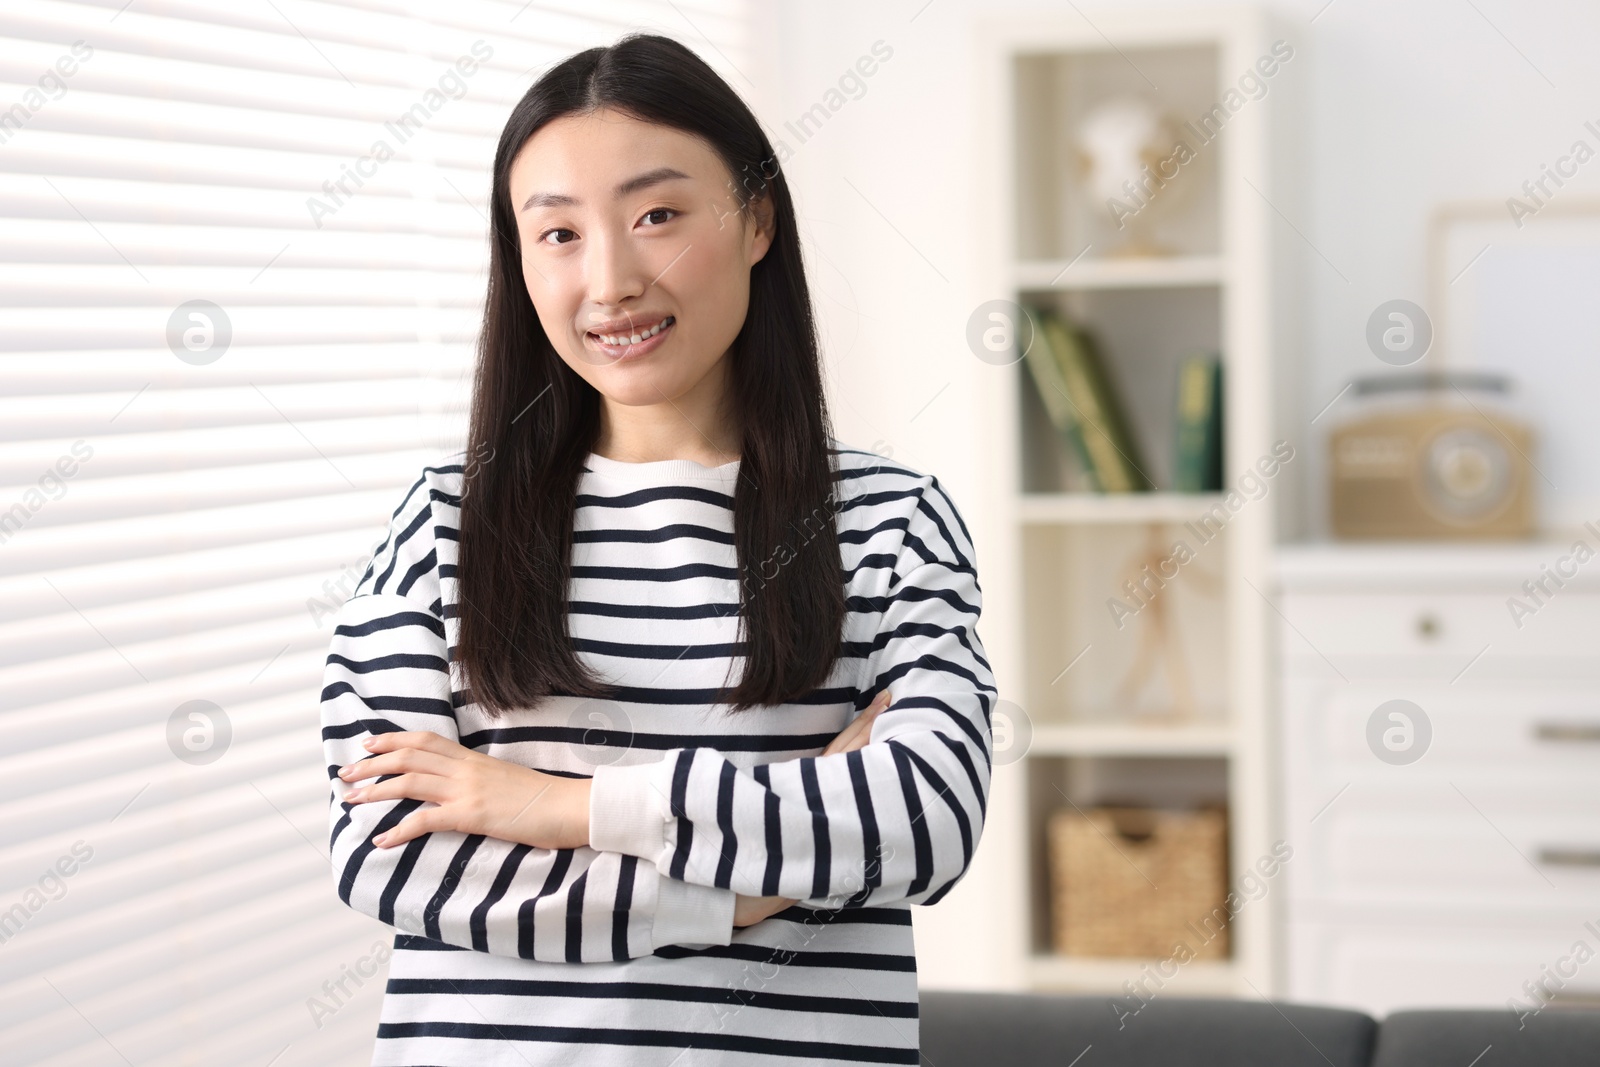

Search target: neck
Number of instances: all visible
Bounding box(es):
[592,356,740,465]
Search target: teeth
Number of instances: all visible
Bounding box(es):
[596,315,674,347]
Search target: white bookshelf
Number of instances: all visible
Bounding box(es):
[969,7,1297,997]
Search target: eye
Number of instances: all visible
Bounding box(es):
[639,207,677,227]
[538,227,577,246]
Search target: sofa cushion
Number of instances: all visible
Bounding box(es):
[919,991,1376,1066]
[1371,1008,1600,1067]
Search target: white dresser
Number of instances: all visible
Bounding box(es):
[1274,543,1600,1017]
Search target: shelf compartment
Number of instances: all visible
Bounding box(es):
[1012,44,1222,261]
[1017,286,1222,494]
[1027,755,1233,961]
[1020,523,1231,723]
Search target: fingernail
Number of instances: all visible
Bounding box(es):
[363,738,377,750]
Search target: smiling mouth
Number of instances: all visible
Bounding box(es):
[587,315,675,347]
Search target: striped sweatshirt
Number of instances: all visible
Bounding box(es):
[319,439,996,1066]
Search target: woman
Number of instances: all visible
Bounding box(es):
[320,32,995,1066]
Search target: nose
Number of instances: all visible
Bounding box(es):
[584,226,647,310]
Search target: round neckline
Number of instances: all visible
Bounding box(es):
[583,450,741,484]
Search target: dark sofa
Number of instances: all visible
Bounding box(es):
[918,991,1600,1066]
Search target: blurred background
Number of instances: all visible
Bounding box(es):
[4,0,1600,1062]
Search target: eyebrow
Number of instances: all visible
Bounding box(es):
[520,166,692,211]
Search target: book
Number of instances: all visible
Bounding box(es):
[1019,305,1099,485]
[1173,352,1223,492]
[1024,307,1152,492]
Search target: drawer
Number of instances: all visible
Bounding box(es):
[1293,681,1600,772]
[1300,803,1600,905]
[1281,681,1600,910]
[1286,916,1600,1016]
[1278,591,1600,661]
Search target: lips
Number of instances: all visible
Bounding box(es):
[586,314,675,347]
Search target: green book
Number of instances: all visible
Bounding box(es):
[1019,305,1100,486]
[1036,310,1152,493]
[1173,353,1223,492]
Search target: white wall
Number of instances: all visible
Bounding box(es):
[750,0,1600,988]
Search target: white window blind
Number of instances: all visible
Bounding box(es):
[0,1,748,1062]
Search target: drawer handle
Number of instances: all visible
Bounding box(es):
[1535,722,1600,743]
[1538,848,1600,868]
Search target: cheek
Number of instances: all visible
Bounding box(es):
[522,261,547,307]
[520,258,568,331]
[667,243,749,335]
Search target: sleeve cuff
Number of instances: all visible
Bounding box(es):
[589,756,672,860]
[650,876,737,948]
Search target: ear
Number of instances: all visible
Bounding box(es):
[745,190,776,266]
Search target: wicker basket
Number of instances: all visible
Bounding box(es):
[1046,805,1230,960]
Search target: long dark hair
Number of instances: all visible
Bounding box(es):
[455,33,845,718]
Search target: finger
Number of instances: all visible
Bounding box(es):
[340,747,459,785]
[819,703,883,755]
[854,689,892,727]
[823,714,871,756]
[345,771,450,808]
[371,806,443,849]
[839,721,875,754]
[840,698,892,754]
[822,693,889,756]
[363,729,466,758]
[849,711,883,751]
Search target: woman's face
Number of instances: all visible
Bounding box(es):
[508,107,773,414]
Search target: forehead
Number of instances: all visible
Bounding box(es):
[509,108,724,201]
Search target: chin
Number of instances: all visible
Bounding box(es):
[600,376,684,406]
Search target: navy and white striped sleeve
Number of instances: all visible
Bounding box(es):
[587,474,997,909]
[321,465,737,960]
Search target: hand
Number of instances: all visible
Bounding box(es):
[337,730,591,851]
[731,688,892,927]
[819,687,892,758]
[733,892,797,927]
